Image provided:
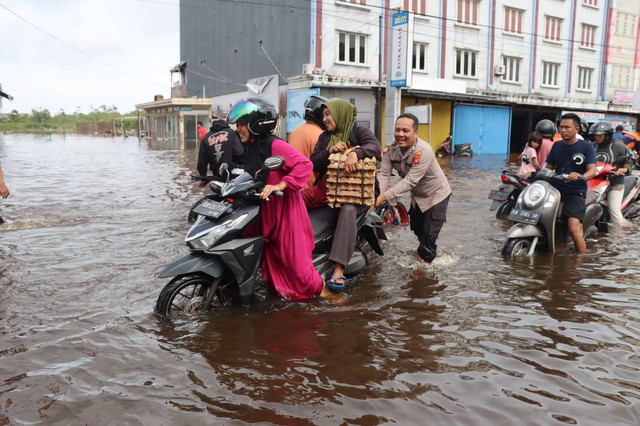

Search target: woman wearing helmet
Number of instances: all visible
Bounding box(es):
[589,121,634,225]
[288,95,328,190]
[309,98,381,290]
[533,119,556,167]
[227,97,334,300]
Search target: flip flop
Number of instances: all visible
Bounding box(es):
[327,275,346,291]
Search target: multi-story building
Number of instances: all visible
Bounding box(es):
[176,0,638,154]
[605,0,640,127]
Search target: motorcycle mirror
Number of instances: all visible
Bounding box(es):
[522,155,530,164]
[263,156,285,171]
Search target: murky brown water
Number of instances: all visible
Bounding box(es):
[1,134,640,424]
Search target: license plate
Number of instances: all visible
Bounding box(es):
[193,200,228,218]
[507,208,541,225]
[488,189,509,201]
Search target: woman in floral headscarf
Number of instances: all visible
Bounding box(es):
[309,98,381,291]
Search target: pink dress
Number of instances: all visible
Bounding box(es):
[260,139,323,300]
[519,146,537,176]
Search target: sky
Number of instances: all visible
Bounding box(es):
[0,0,180,115]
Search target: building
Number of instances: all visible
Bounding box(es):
[175,0,637,154]
[604,0,640,129]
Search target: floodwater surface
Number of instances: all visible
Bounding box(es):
[1,134,639,425]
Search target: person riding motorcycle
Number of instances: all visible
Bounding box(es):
[534,119,556,167]
[226,96,334,300]
[589,121,634,225]
[288,95,328,192]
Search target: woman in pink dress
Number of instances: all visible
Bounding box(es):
[227,97,334,300]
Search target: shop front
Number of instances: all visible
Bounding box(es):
[135,97,214,149]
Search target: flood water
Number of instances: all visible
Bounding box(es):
[1,134,640,425]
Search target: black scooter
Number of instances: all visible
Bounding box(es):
[155,157,387,316]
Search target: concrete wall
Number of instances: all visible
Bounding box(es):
[179,0,312,97]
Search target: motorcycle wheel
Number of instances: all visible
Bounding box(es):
[502,238,533,258]
[495,200,515,220]
[155,274,221,316]
[376,202,409,225]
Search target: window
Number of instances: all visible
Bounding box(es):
[340,0,367,4]
[580,24,596,48]
[544,16,562,42]
[504,7,523,34]
[577,67,593,91]
[615,13,637,37]
[583,0,597,6]
[611,65,632,89]
[338,31,367,65]
[457,0,479,26]
[455,49,477,77]
[542,62,560,86]
[405,0,427,16]
[502,56,521,83]
[413,42,428,72]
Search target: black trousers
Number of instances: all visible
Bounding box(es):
[409,195,450,262]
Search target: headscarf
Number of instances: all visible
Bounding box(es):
[323,98,357,151]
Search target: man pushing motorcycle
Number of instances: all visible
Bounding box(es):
[544,113,597,253]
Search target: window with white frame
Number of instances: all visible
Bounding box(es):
[504,7,523,34]
[457,0,479,26]
[581,24,596,48]
[544,16,562,42]
[413,42,428,72]
[502,56,521,83]
[406,0,427,16]
[577,67,593,91]
[337,31,367,65]
[542,61,560,86]
[339,0,367,5]
[455,49,477,77]
[583,0,597,6]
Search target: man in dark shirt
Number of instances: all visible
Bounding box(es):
[196,118,244,185]
[544,113,597,253]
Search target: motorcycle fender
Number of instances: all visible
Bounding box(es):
[504,223,544,239]
[159,253,224,279]
[207,237,264,290]
[360,225,384,256]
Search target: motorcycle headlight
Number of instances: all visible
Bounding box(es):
[523,182,546,208]
[187,214,248,250]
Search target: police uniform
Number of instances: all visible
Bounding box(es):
[378,137,452,262]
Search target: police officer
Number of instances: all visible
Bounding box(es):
[376,113,452,262]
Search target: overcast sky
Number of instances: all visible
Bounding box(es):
[0,0,179,115]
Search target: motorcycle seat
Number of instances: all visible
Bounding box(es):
[308,206,339,238]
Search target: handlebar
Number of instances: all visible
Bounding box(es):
[191,174,222,183]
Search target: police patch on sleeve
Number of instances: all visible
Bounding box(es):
[412,151,422,165]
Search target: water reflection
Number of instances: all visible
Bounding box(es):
[2,135,640,424]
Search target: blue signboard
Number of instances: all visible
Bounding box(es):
[391,11,409,87]
[287,88,320,133]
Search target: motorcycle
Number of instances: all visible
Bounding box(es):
[488,170,531,220]
[436,136,452,157]
[502,168,604,258]
[155,157,387,316]
[588,161,640,221]
[453,143,473,157]
[375,201,409,225]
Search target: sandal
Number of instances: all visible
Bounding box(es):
[327,275,346,292]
